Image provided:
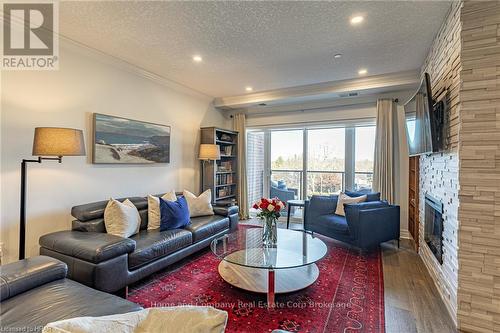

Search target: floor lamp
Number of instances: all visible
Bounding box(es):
[19,127,86,260]
[199,144,220,199]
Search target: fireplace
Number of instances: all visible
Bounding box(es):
[424,194,444,264]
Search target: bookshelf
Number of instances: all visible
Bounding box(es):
[200,127,239,205]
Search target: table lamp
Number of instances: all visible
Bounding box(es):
[19,127,86,260]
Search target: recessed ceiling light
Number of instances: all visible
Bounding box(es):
[334,53,342,59]
[358,68,368,75]
[192,55,202,62]
[245,86,253,92]
[350,15,364,25]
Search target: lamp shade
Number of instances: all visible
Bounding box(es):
[199,144,220,160]
[32,127,86,156]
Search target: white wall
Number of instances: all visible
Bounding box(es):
[0,40,228,263]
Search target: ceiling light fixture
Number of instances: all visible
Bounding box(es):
[334,53,342,59]
[350,15,364,25]
[192,55,203,62]
[358,68,368,75]
[245,87,253,92]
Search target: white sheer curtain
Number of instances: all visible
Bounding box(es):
[233,113,249,219]
[373,99,397,203]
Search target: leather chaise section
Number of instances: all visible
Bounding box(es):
[0,279,141,332]
[0,256,67,301]
[185,216,229,243]
[39,231,136,264]
[128,229,192,270]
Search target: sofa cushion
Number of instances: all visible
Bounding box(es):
[159,197,191,231]
[0,279,141,332]
[128,229,192,270]
[315,214,349,234]
[104,199,141,238]
[185,215,229,243]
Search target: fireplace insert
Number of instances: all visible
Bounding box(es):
[424,194,444,264]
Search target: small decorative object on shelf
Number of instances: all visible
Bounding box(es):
[253,198,286,247]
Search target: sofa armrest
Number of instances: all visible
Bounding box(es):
[0,255,67,301]
[213,205,239,217]
[305,195,337,229]
[346,205,400,249]
[39,231,136,264]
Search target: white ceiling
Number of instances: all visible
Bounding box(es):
[59,1,451,98]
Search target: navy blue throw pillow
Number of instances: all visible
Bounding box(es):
[345,190,381,202]
[159,197,190,231]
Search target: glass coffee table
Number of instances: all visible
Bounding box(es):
[211,227,327,308]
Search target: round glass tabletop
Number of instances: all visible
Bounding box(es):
[210,227,327,270]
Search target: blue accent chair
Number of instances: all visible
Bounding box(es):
[304,191,400,250]
[270,180,297,214]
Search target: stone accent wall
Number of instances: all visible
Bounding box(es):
[458,2,500,332]
[419,1,462,322]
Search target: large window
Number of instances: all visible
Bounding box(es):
[246,124,376,215]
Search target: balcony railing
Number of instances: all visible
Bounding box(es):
[270,169,374,198]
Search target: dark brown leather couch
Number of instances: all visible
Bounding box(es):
[39,194,239,294]
[0,256,141,332]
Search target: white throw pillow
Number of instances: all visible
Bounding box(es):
[183,189,214,217]
[147,191,177,230]
[104,198,141,238]
[335,192,367,217]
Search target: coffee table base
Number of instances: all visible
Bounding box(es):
[218,261,320,307]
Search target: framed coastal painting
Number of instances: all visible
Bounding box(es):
[92,113,170,164]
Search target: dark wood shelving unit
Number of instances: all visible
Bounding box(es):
[200,127,239,205]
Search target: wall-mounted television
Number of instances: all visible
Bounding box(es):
[404,73,445,156]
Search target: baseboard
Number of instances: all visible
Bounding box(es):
[400,229,411,239]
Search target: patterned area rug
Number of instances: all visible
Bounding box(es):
[128,227,384,333]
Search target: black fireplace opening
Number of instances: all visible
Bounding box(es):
[424,194,444,265]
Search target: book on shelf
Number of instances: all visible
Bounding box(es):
[220,145,233,156]
[216,173,233,185]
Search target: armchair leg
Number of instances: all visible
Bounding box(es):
[397,239,400,248]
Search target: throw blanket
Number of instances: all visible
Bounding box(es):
[42,306,228,333]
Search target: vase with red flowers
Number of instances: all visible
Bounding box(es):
[252,197,285,247]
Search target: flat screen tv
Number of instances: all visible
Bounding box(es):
[404,72,445,156]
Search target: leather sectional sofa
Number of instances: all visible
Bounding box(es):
[39,194,239,294]
[0,256,141,332]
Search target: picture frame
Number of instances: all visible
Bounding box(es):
[92,113,171,164]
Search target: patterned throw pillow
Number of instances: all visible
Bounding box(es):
[183,189,214,217]
[335,192,367,217]
[104,198,141,238]
[147,190,177,230]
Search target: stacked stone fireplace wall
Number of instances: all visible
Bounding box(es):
[418,1,462,322]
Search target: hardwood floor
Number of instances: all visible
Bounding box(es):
[382,239,457,333]
[241,219,457,332]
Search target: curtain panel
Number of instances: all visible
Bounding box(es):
[373,99,397,203]
[233,114,249,219]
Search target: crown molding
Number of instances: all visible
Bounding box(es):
[57,34,213,101]
[214,70,420,109]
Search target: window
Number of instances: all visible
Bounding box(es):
[270,130,303,199]
[307,128,345,196]
[246,123,376,216]
[354,126,376,190]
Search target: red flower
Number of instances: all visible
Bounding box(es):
[252,203,259,209]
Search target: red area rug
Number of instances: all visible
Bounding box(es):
[128,229,385,333]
